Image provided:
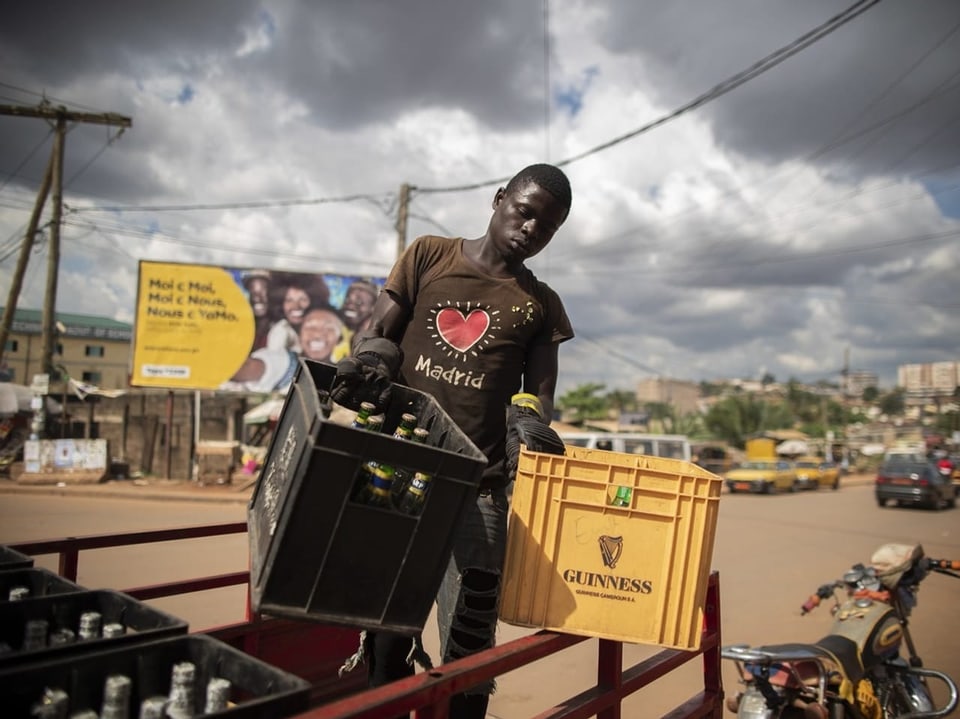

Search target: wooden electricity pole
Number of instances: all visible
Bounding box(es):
[0,103,132,373]
[395,183,411,260]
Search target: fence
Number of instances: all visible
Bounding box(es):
[11,523,723,718]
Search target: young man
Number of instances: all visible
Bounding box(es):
[331,163,573,718]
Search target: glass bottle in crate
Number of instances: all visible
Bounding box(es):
[137,696,168,719]
[351,401,377,429]
[396,428,432,515]
[77,611,102,640]
[166,661,197,719]
[203,678,232,713]
[100,674,132,719]
[388,413,419,502]
[355,413,414,508]
[29,687,69,719]
[350,414,385,500]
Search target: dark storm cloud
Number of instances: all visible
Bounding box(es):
[0,1,546,131]
[593,0,960,177]
[261,1,545,130]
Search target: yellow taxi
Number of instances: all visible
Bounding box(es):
[793,456,840,490]
[724,459,798,494]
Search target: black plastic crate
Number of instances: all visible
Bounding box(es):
[0,567,83,603]
[0,544,33,570]
[0,589,188,668]
[0,633,311,718]
[248,359,488,636]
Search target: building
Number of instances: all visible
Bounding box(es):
[635,377,700,416]
[844,370,878,398]
[897,361,959,399]
[0,308,132,389]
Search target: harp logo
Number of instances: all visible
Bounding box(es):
[560,533,654,597]
[599,535,623,569]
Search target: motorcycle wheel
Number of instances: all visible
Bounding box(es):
[878,673,935,717]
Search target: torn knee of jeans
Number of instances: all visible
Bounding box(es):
[462,567,500,594]
[446,568,500,659]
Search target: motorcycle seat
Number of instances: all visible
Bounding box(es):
[737,637,862,688]
[814,634,863,684]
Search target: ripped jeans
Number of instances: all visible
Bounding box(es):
[366,487,509,702]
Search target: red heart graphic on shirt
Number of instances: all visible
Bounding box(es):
[436,308,490,352]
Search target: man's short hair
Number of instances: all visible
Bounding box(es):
[505,163,572,214]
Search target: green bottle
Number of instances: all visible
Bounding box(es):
[351,413,385,501]
[351,402,377,429]
[389,414,419,501]
[392,413,418,440]
[397,427,432,515]
[612,486,632,507]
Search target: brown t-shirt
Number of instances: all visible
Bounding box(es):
[385,235,573,486]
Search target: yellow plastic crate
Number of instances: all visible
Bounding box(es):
[500,446,722,650]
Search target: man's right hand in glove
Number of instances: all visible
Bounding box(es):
[504,393,566,480]
[329,333,403,412]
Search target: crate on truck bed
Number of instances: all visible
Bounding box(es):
[0,567,82,604]
[248,359,488,636]
[0,633,311,718]
[0,588,188,668]
[0,544,33,570]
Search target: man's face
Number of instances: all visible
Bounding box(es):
[342,286,376,328]
[248,278,269,318]
[488,181,567,266]
[299,309,343,361]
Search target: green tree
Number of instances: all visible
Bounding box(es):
[605,389,637,413]
[699,380,725,397]
[862,386,879,403]
[704,394,793,448]
[878,388,906,416]
[761,372,776,386]
[557,383,608,420]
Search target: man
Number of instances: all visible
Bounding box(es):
[331,163,573,718]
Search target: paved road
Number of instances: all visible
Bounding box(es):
[2,480,958,717]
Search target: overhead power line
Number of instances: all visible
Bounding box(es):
[20,0,882,217]
[69,192,392,214]
[417,0,883,194]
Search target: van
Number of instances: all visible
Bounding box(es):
[558,432,692,461]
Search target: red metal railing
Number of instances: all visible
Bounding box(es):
[11,524,723,718]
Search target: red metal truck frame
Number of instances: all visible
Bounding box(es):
[11,523,723,718]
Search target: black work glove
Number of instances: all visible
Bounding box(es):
[504,393,566,481]
[329,335,403,412]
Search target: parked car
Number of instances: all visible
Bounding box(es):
[875,459,956,510]
[725,459,797,494]
[793,456,840,490]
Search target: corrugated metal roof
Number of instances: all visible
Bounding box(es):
[2,307,132,340]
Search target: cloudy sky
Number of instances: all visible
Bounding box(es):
[1,0,958,397]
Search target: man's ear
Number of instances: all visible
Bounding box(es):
[492,186,506,209]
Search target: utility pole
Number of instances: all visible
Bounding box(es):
[39,114,66,377]
[395,183,411,260]
[0,102,132,372]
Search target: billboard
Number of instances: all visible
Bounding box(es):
[131,260,385,391]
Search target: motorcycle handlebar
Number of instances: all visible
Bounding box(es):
[926,558,960,571]
[800,583,837,614]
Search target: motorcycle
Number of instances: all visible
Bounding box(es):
[721,543,960,719]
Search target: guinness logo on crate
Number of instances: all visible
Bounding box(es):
[598,535,623,569]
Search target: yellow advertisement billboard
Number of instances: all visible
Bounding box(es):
[131,261,385,391]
